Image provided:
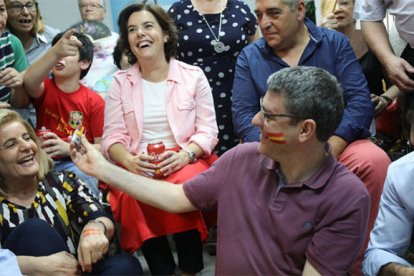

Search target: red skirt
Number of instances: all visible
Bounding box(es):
[106,152,218,254]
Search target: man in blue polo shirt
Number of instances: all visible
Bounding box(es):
[231,0,391,273]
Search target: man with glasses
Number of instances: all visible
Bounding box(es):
[71,0,118,92]
[78,0,105,22]
[231,0,391,273]
[70,66,371,275]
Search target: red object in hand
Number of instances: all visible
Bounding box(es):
[147,141,165,179]
[36,127,52,144]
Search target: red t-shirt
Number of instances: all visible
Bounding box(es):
[33,78,104,142]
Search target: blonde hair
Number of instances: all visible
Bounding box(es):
[0,110,53,195]
[32,1,45,35]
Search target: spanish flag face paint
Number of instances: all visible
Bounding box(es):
[263,131,288,144]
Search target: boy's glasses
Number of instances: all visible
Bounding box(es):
[7,2,37,13]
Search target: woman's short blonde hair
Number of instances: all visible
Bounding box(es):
[31,1,45,35]
[0,110,53,194]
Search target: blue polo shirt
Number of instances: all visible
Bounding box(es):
[232,18,374,143]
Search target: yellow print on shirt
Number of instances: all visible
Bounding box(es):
[44,108,84,136]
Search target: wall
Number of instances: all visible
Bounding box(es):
[37,0,114,31]
[37,0,256,33]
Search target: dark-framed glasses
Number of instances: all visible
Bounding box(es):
[79,3,104,10]
[7,1,37,13]
[259,97,296,120]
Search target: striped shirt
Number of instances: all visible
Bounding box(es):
[0,31,28,102]
[0,171,107,254]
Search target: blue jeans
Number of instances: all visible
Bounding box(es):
[54,160,100,199]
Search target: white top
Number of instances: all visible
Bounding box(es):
[139,80,178,152]
[354,0,414,47]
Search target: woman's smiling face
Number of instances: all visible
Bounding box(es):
[0,121,39,183]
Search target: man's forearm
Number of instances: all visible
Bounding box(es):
[98,161,196,213]
[361,21,395,65]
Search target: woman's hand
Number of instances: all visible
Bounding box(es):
[0,68,23,88]
[321,13,339,30]
[77,221,109,273]
[40,131,71,158]
[44,252,80,276]
[124,153,157,175]
[18,252,80,276]
[158,150,190,176]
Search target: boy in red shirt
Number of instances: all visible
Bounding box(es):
[22,29,104,198]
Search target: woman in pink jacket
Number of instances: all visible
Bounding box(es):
[101,3,218,275]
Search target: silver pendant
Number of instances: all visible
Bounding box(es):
[212,40,225,53]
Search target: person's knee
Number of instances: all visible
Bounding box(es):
[92,254,143,275]
[339,140,391,181]
[4,218,68,256]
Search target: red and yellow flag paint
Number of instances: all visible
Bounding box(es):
[264,132,287,144]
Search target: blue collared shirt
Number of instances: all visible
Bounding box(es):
[232,18,374,143]
[0,249,22,276]
[362,151,414,275]
[26,25,60,64]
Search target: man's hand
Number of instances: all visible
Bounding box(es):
[328,135,349,159]
[383,55,414,92]
[69,135,107,178]
[0,68,23,88]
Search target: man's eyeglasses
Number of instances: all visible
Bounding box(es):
[7,2,37,13]
[259,97,296,120]
[79,3,104,10]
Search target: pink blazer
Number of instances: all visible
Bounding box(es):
[102,59,218,160]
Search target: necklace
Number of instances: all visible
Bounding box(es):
[201,12,226,53]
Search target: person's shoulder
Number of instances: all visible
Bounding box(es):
[40,25,60,41]
[173,59,206,77]
[7,32,24,47]
[330,161,369,196]
[388,151,414,178]
[241,37,265,53]
[317,25,349,44]
[113,66,135,82]
[220,142,261,162]
[175,59,202,71]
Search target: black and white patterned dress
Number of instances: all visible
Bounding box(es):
[168,0,257,155]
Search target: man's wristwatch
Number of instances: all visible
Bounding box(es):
[181,148,197,164]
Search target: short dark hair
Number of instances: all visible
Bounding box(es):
[52,32,94,79]
[266,66,344,142]
[117,3,178,64]
[112,39,124,69]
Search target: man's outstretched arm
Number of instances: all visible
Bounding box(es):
[70,136,197,213]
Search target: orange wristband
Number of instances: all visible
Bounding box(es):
[81,229,100,237]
